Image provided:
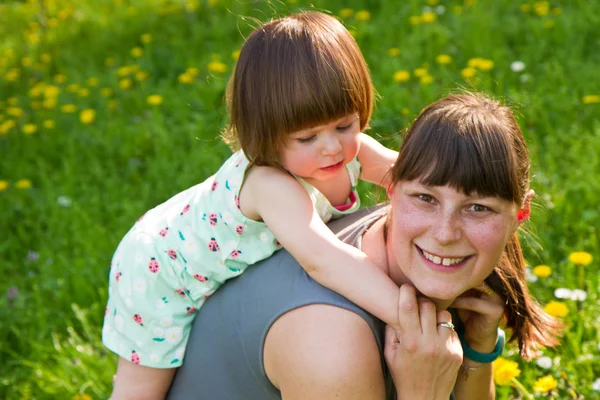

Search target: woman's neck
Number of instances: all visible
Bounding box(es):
[362,215,455,311]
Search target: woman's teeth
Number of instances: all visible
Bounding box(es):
[422,249,465,266]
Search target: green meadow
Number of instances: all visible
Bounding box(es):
[1,0,599,398]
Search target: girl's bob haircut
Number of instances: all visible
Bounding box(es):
[222,11,373,166]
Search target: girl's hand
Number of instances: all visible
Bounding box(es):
[384,284,462,400]
[450,282,505,354]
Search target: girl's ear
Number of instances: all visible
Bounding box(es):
[386,183,395,198]
[517,189,535,224]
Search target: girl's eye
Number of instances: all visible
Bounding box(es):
[297,135,316,143]
[468,204,491,213]
[336,123,353,132]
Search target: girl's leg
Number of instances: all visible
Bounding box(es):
[109,357,176,400]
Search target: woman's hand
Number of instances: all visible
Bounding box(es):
[450,282,505,354]
[384,284,462,400]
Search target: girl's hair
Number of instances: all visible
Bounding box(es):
[222,11,373,166]
[390,92,561,359]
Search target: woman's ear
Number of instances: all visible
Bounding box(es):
[517,189,535,224]
[386,183,395,199]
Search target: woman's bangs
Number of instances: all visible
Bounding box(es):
[400,122,516,200]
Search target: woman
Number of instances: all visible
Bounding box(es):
[166,93,561,399]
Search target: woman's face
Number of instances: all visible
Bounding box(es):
[386,180,522,303]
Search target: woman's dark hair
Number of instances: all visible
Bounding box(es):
[222,11,373,166]
[390,92,561,358]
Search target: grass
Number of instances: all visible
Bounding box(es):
[0,0,599,398]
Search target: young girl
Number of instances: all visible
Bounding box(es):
[103,11,401,398]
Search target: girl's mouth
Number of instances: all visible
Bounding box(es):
[320,161,343,172]
[417,246,470,269]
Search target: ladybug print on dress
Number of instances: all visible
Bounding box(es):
[235,225,244,235]
[148,257,160,273]
[130,350,141,365]
[133,314,144,326]
[180,204,190,215]
[207,238,220,252]
[234,195,240,209]
[167,249,177,260]
[230,250,242,259]
[115,271,122,282]
[193,273,207,282]
[176,288,187,298]
[159,227,169,237]
[208,213,218,226]
[211,181,218,191]
[186,306,198,314]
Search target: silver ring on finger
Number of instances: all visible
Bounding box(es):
[437,321,455,331]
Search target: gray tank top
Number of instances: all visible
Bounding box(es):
[167,205,393,399]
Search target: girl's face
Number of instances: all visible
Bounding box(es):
[386,180,523,304]
[278,113,361,183]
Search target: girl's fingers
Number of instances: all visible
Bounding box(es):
[397,284,422,336]
[435,309,455,338]
[418,297,439,337]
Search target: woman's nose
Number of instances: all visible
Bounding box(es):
[432,212,463,244]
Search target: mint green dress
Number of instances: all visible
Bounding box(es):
[102,150,362,368]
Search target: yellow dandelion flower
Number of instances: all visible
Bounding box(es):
[339,8,354,19]
[207,61,227,73]
[1,120,16,135]
[414,67,428,78]
[186,67,199,77]
[465,0,477,5]
[231,50,241,60]
[131,47,143,58]
[532,265,551,278]
[436,54,452,65]
[544,301,569,318]
[186,0,199,11]
[4,69,20,82]
[393,70,410,83]
[551,7,562,15]
[61,104,77,113]
[40,53,51,64]
[100,88,113,97]
[147,95,163,106]
[21,57,32,67]
[533,375,557,393]
[73,394,92,400]
[461,67,477,79]
[48,18,59,28]
[8,97,18,105]
[453,6,463,15]
[119,79,132,90]
[67,83,80,93]
[520,4,531,13]
[493,357,521,386]
[420,74,433,85]
[387,48,400,57]
[43,98,58,109]
[29,85,44,98]
[53,74,67,83]
[135,71,149,81]
[409,15,422,25]
[355,10,371,21]
[568,251,593,265]
[78,88,90,97]
[43,120,55,129]
[105,57,116,67]
[22,124,38,135]
[534,1,549,16]
[80,109,96,124]
[43,85,60,98]
[7,107,24,118]
[421,12,437,23]
[86,77,99,87]
[30,101,41,110]
[178,72,194,84]
[401,108,410,116]
[479,59,495,71]
[0,180,8,191]
[108,100,117,110]
[467,58,482,68]
[583,95,600,104]
[141,34,152,44]
[15,179,32,189]
[117,66,132,77]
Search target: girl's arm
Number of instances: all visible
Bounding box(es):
[241,166,400,329]
[357,133,398,188]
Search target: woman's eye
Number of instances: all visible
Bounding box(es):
[297,135,316,143]
[336,123,352,132]
[469,204,491,212]
[417,194,434,203]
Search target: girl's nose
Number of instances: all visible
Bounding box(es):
[321,133,342,156]
[432,212,463,245]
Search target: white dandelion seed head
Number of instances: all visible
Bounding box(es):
[526,267,538,282]
[592,378,600,391]
[57,196,72,207]
[554,288,573,299]
[536,356,553,369]
[434,5,446,15]
[570,289,587,301]
[520,73,531,83]
[510,61,526,72]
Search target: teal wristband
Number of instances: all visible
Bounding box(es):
[457,326,505,363]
